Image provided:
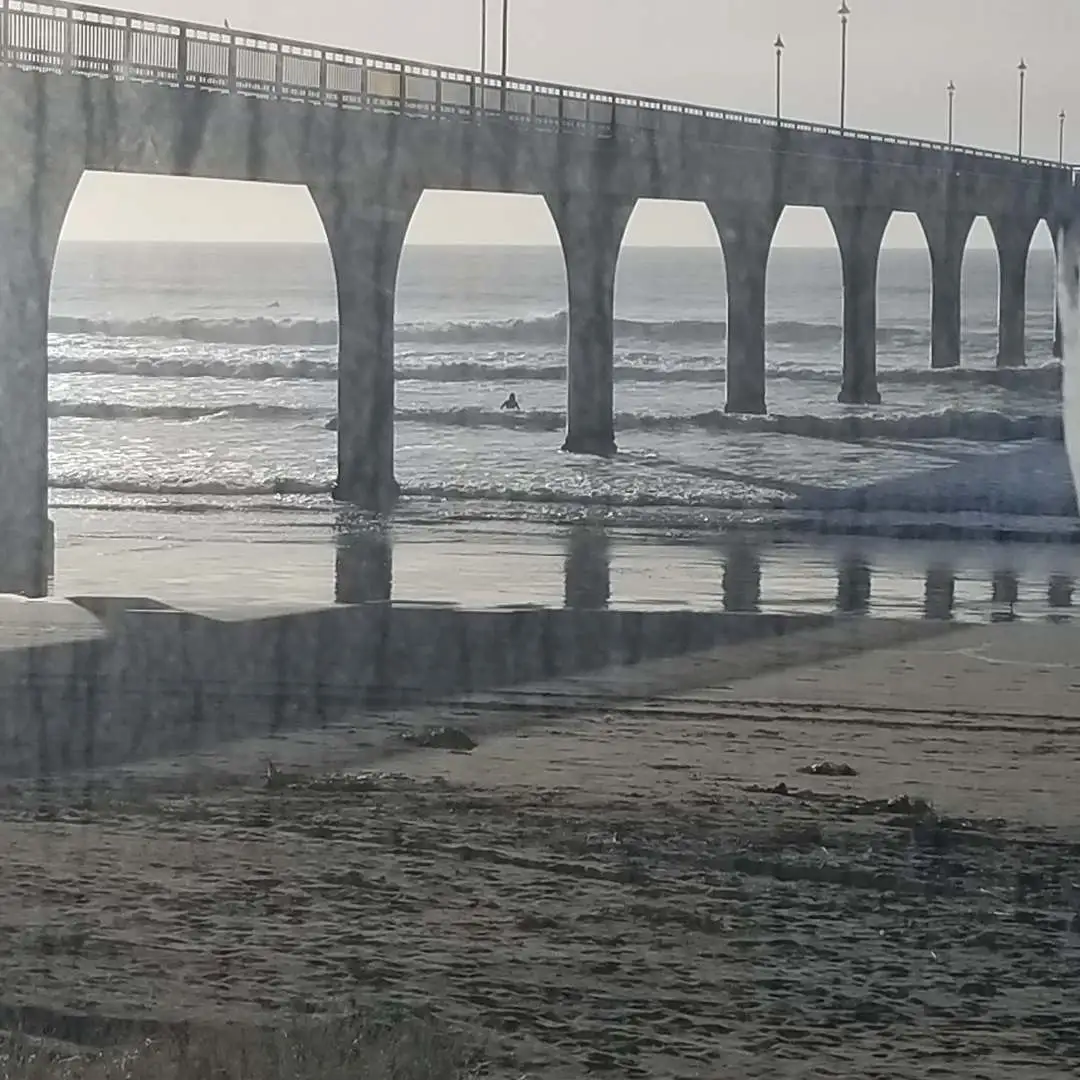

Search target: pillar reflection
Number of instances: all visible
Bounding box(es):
[334,518,393,605]
[990,569,1019,623]
[563,524,611,610]
[1048,574,1074,621]
[722,540,762,613]
[923,565,956,621]
[836,554,872,614]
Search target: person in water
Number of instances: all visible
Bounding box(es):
[500,392,521,411]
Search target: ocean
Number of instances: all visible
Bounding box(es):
[43,240,1080,618]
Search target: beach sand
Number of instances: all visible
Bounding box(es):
[2,617,1080,1077]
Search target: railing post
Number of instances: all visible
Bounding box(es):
[274,42,283,98]
[63,4,73,73]
[121,15,132,77]
[317,49,327,103]
[1,0,9,63]
[226,32,236,91]
[434,74,442,116]
[176,24,188,86]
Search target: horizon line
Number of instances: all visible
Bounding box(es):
[58,239,1017,251]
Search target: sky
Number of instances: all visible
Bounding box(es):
[57,0,1078,249]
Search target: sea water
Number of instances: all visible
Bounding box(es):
[43,240,1080,615]
[48,241,1067,524]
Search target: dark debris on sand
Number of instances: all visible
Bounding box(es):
[399,727,478,752]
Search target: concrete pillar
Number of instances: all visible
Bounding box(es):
[309,181,420,510]
[990,215,1038,368]
[722,540,762,613]
[0,93,80,596]
[921,213,974,370]
[546,193,634,456]
[708,202,781,415]
[827,207,890,404]
[563,524,611,609]
[1050,220,1064,359]
[334,520,393,604]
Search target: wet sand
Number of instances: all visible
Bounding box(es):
[48,506,1080,622]
[3,617,1079,1077]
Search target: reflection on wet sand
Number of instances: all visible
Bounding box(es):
[722,540,762,613]
[563,525,611,610]
[836,554,873,615]
[332,517,1080,624]
[334,520,392,605]
[923,566,956,621]
[991,569,1020,623]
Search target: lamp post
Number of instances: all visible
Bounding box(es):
[480,0,487,74]
[1017,58,1027,156]
[946,80,955,146]
[1060,108,1067,164]
[501,0,509,81]
[774,34,784,122]
[838,1,850,132]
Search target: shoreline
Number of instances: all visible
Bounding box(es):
[46,505,1080,620]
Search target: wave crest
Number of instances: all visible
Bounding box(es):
[51,311,1029,351]
[48,350,1062,391]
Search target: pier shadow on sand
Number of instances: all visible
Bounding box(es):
[0,592,833,781]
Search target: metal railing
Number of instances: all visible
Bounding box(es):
[0,0,1072,172]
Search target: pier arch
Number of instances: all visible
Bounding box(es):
[960,218,1000,367]
[1025,219,1056,362]
[614,200,727,425]
[395,188,570,455]
[766,207,843,408]
[50,172,338,589]
[877,212,931,378]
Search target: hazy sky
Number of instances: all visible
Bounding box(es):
[59,0,1076,249]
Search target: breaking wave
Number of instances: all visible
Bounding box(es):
[50,311,1019,351]
[50,397,1063,444]
[49,401,324,421]
[50,398,1063,442]
[47,350,1061,390]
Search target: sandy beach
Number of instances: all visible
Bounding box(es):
[3,616,1079,1078]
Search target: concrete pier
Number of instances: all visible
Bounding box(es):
[710,202,781,415]
[829,207,889,405]
[0,5,1075,593]
[547,194,634,456]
